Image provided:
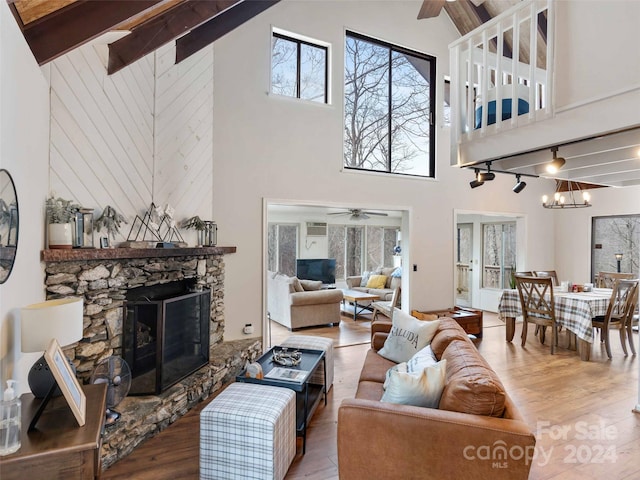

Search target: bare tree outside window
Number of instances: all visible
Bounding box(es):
[272,32,327,103]
[592,215,639,279]
[267,224,298,276]
[344,32,435,177]
[482,223,516,289]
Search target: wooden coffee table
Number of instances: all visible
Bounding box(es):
[342,289,380,320]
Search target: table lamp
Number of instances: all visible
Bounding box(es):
[21,298,84,398]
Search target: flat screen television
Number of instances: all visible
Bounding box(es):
[296,258,336,285]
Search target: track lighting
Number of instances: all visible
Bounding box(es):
[546,147,566,174]
[477,162,495,182]
[470,169,484,188]
[512,175,526,193]
[467,162,538,191]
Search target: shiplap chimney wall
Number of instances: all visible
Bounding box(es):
[47,39,214,245]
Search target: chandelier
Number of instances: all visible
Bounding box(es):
[542,180,591,209]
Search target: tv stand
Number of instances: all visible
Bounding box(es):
[321,284,336,290]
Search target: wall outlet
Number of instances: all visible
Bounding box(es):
[243,323,254,335]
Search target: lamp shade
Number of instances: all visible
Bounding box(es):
[21,298,83,352]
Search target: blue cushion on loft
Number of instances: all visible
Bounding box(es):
[475,98,529,129]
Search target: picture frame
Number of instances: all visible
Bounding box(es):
[44,338,86,426]
[100,236,109,248]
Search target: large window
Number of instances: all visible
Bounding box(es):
[344,31,436,177]
[482,222,516,289]
[267,224,298,276]
[271,30,328,103]
[328,224,398,281]
[592,215,639,280]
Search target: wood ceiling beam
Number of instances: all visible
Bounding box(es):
[175,0,280,64]
[20,0,164,65]
[469,0,513,59]
[108,0,241,75]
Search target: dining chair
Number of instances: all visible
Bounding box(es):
[515,276,558,354]
[595,271,634,289]
[533,271,559,286]
[371,287,400,322]
[515,271,533,277]
[622,281,639,355]
[592,279,639,358]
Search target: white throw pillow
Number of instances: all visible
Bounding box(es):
[378,310,440,363]
[383,362,408,390]
[381,359,447,408]
[407,344,438,372]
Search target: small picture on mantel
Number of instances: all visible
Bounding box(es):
[100,237,109,248]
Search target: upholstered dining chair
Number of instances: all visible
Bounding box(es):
[371,287,400,322]
[533,270,559,286]
[515,276,558,354]
[595,271,634,289]
[592,279,639,358]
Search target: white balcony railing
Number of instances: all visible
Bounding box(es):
[449,0,555,152]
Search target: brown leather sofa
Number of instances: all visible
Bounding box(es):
[337,317,536,479]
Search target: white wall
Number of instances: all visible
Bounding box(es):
[48,39,214,246]
[0,1,51,394]
[212,0,560,339]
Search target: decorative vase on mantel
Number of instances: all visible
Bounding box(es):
[48,223,73,249]
[46,196,80,249]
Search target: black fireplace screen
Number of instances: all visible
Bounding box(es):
[124,282,210,395]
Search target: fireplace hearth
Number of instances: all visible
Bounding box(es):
[124,280,211,395]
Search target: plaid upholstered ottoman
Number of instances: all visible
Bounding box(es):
[279,335,334,391]
[200,383,296,480]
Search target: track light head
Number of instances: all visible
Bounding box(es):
[546,147,566,174]
[477,171,495,182]
[513,175,527,193]
[470,169,484,189]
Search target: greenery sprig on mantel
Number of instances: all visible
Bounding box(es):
[46,196,81,224]
[181,216,207,231]
[95,205,128,240]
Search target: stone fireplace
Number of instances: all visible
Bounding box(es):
[41,247,262,469]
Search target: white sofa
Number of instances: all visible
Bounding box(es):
[267,271,344,330]
[345,267,401,302]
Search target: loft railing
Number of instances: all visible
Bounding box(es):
[449,0,555,147]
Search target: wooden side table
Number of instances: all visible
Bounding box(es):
[0,383,107,480]
[412,307,484,338]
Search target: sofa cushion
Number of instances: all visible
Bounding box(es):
[299,279,322,291]
[439,339,506,417]
[378,310,440,363]
[360,271,371,287]
[381,359,447,408]
[355,380,385,401]
[359,349,397,384]
[366,275,387,289]
[389,276,402,290]
[291,277,304,292]
[430,317,473,359]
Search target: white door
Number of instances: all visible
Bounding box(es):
[455,223,473,306]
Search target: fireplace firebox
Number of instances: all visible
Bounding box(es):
[124,280,211,395]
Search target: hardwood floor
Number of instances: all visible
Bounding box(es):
[102,313,640,480]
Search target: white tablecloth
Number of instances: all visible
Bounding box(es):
[498,288,612,343]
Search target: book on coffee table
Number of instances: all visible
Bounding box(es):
[265,367,309,382]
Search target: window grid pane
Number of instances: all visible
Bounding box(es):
[344,31,435,178]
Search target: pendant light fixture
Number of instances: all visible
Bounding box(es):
[542,180,591,209]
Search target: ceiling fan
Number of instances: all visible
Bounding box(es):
[418,0,486,19]
[327,209,389,221]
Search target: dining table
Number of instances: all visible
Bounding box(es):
[498,287,612,361]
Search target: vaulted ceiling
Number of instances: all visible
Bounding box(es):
[8,0,640,188]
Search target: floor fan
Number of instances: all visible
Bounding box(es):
[91,356,132,425]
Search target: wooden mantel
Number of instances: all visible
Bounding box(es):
[41,246,236,262]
